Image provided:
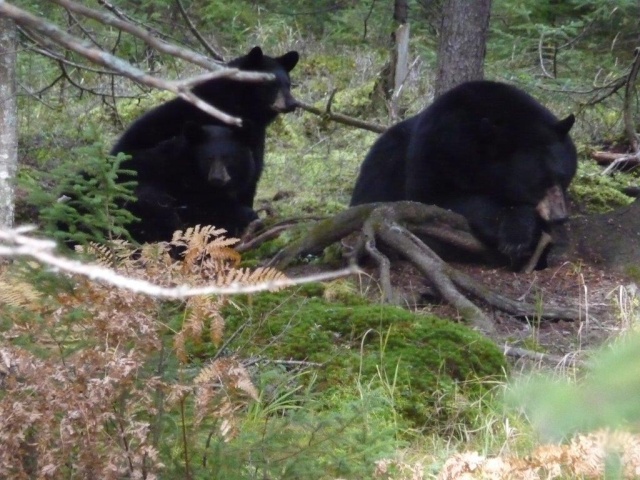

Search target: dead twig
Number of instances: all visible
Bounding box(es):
[296,100,387,133]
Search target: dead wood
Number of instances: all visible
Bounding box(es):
[268,201,581,333]
[623,47,640,152]
[503,345,585,367]
[591,150,640,174]
[601,152,640,175]
[296,100,387,133]
[592,151,625,164]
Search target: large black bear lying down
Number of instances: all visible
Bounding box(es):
[350,80,577,268]
[123,122,260,243]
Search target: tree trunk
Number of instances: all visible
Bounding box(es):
[0,17,18,228]
[434,0,492,97]
[389,0,410,120]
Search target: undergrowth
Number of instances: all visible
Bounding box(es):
[0,223,512,479]
[0,225,426,479]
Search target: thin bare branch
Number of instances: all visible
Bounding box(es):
[297,100,387,133]
[174,0,224,61]
[50,0,223,72]
[0,226,360,299]
[0,1,255,126]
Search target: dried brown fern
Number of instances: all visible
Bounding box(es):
[436,429,640,480]
[0,224,288,477]
[194,356,259,441]
[171,225,241,275]
[0,277,41,310]
[75,239,138,269]
[219,266,290,289]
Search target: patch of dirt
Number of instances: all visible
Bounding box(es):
[286,259,636,361]
[414,262,629,355]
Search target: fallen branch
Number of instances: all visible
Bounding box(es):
[297,100,387,133]
[601,151,640,175]
[0,226,359,298]
[503,345,585,367]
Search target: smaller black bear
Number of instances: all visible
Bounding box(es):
[122,122,259,243]
[350,80,577,267]
[110,46,299,190]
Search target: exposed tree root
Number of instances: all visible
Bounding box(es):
[503,345,585,367]
[268,201,581,333]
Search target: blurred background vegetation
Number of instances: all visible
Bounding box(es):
[3,0,640,478]
[14,0,640,227]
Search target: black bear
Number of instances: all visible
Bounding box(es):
[122,122,259,243]
[111,46,299,211]
[350,80,577,267]
[111,47,299,241]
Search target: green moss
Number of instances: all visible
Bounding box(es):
[624,265,640,283]
[219,284,506,431]
[570,163,635,213]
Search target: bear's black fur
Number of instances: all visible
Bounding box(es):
[350,80,577,266]
[123,122,259,243]
[110,46,299,207]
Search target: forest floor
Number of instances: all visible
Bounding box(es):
[287,258,634,362]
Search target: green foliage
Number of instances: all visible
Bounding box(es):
[110,90,174,127]
[218,283,507,433]
[491,0,640,70]
[0,249,407,480]
[191,371,403,479]
[569,163,635,213]
[511,332,640,441]
[29,145,138,246]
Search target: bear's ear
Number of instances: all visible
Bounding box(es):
[277,51,299,72]
[245,46,264,66]
[183,121,205,143]
[555,114,575,136]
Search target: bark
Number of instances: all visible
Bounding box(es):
[0,16,18,228]
[434,0,492,97]
[623,48,640,152]
[389,0,410,120]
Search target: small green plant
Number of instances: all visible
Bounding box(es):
[30,144,138,247]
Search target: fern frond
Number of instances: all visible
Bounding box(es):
[195,357,259,400]
[221,267,290,290]
[0,279,42,310]
[174,331,188,364]
[171,224,238,248]
[210,310,225,347]
[203,245,241,267]
[75,240,135,267]
[171,224,240,270]
[184,296,226,346]
[184,296,207,340]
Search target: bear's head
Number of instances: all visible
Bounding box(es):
[182,122,256,197]
[194,47,299,125]
[495,113,577,222]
